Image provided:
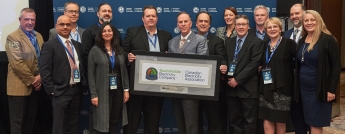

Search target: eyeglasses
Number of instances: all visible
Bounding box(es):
[57,23,72,27]
[235,23,248,27]
[66,10,79,14]
[266,25,279,30]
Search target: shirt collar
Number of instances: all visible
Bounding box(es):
[145,28,158,36]
[294,26,302,32]
[58,34,72,44]
[236,33,248,42]
[181,30,192,39]
[20,26,36,37]
[256,28,265,35]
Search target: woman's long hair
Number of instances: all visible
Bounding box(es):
[95,22,123,55]
[302,10,332,51]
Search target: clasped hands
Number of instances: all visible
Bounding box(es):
[91,91,130,107]
[32,75,42,91]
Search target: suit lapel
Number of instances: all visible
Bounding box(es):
[228,38,236,61]
[180,32,195,53]
[139,26,150,51]
[18,28,37,58]
[55,38,70,64]
[157,29,165,52]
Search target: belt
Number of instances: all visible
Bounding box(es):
[69,83,80,88]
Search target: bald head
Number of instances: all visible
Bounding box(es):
[290,4,305,27]
[56,15,72,38]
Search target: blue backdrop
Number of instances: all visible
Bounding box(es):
[53,0,276,133]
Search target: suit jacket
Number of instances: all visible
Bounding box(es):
[294,32,341,102]
[39,37,85,96]
[225,34,264,98]
[168,32,208,55]
[122,25,172,54]
[48,26,85,42]
[283,28,294,39]
[5,28,44,96]
[248,27,269,42]
[207,33,226,65]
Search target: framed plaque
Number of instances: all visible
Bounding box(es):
[129,50,221,100]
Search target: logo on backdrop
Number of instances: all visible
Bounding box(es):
[53,7,56,12]
[174,27,180,34]
[266,7,270,12]
[146,67,158,80]
[118,6,124,13]
[134,8,142,12]
[83,129,89,134]
[157,7,162,13]
[236,8,243,12]
[57,7,64,12]
[272,8,276,12]
[193,7,199,13]
[159,127,163,133]
[208,8,217,12]
[88,7,95,12]
[210,27,216,33]
[80,6,86,13]
[244,8,253,12]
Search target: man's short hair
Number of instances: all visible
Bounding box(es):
[254,5,268,15]
[177,11,191,19]
[64,1,79,11]
[142,5,157,17]
[234,14,249,25]
[19,8,35,19]
[97,3,110,12]
[195,11,212,24]
[293,3,306,11]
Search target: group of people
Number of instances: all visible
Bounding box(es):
[5,1,340,134]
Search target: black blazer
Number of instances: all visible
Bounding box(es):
[248,27,270,42]
[39,37,85,96]
[294,32,341,102]
[225,34,264,98]
[207,33,227,65]
[259,37,296,102]
[121,25,172,54]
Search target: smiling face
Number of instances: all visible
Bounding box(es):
[64,3,79,23]
[142,8,158,28]
[55,15,72,38]
[177,13,192,36]
[266,21,281,39]
[290,5,303,27]
[303,13,316,33]
[235,18,249,38]
[254,8,268,26]
[102,25,113,42]
[224,9,235,25]
[19,11,36,32]
[97,4,112,23]
[196,13,210,35]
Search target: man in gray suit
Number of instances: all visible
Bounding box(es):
[168,11,208,134]
[49,1,84,43]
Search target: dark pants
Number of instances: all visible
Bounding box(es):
[290,101,309,134]
[8,89,39,134]
[52,85,82,134]
[93,88,123,134]
[198,92,227,134]
[126,95,164,134]
[226,96,258,134]
[172,98,199,134]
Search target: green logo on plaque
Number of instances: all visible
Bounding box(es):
[146,67,158,80]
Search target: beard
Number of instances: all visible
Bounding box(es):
[99,16,112,23]
[292,19,302,27]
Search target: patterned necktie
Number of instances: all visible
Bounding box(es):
[180,38,186,50]
[293,29,299,43]
[237,39,242,51]
[66,40,77,80]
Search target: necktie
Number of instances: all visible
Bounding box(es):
[293,29,299,43]
[66,40,77,80]
[180,38,186,50]
[237,39,242,51]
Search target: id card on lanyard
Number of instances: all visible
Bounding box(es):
[57,36,80,82]
[262,37,281,84]
[228,39,242,76]
[109,50,117,90]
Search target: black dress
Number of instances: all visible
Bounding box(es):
[297,43,332,127]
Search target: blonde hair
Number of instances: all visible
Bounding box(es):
[264,17,282,31]
[302,10,332,51]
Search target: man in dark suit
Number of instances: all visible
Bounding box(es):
[225,14,264,134]
[168,11,208,134]
[49,2,84,43]
[40,15,84,134]
[195,11,227,134]
[283,4,310,134]
[249,5,269,42]
[121,5,172,134]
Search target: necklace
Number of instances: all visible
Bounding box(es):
[270,46,275,52]
[106,48,112,55]
[301,43,308,63]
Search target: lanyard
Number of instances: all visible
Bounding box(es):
[57,36,76,64]
[233,39,243,61]
[148,34,157,48]
[266,37,282,65]
[97,22,101,26]
[109,50,115,70]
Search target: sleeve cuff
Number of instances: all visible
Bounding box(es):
[124,89,129,91]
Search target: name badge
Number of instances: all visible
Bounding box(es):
[262,68,272,84]
[109,74,117,90]
[227,61,237,76]
[73,70,80,82]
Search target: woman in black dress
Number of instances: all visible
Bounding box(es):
[258,17,296,134]
[295,10,341,134]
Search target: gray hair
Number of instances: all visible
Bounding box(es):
[254,5,268,15]
[19,8,35,19]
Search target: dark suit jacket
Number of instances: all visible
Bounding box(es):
[283,28,294,39]
[207,33,226,65]
[248,27,269,42]
[225,34,264,98]
[39,37,85,96]
[121,25,172,54]
[294,32,341,102]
